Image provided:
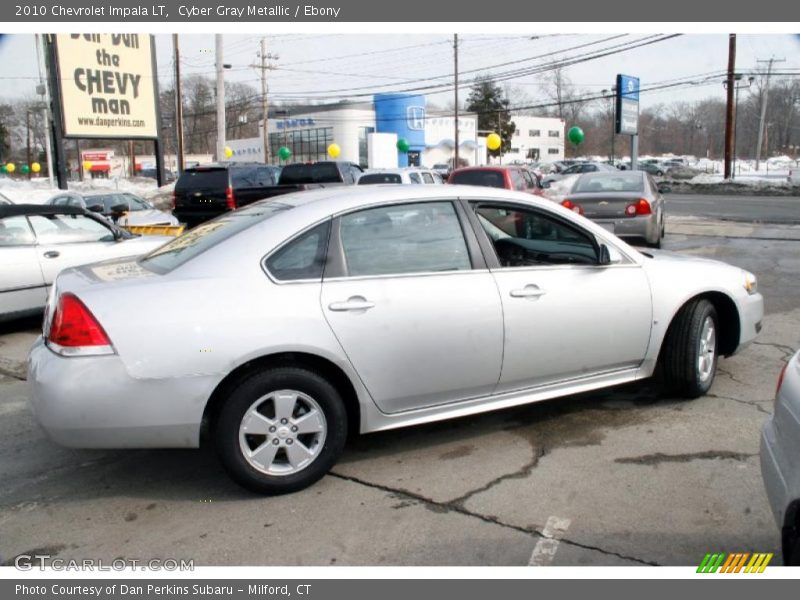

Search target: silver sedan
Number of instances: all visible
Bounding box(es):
[761,349,800,565]
[29,185,763,494]
[560,170,666,248]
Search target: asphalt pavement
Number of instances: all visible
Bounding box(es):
[666,194,800,224]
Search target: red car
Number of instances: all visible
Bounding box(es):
[447,166,545,197]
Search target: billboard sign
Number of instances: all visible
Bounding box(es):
[54,34,159,139]
[615,74,640,135]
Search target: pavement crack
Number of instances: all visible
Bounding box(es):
[717,367,747,387]
[707,393,772,415]
[752,341,796,361]
[448,445,546,507]
[614,450,756,466]
[328,470,659,566]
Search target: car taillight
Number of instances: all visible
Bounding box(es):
[776,362,789,397]
[47,293,113,356]
[625,198,652,216]
[226,186,236,210]
[561,199,584,215]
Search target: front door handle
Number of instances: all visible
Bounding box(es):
[328,296,375,312]
[510,284,546,299]
[43,251,60,259]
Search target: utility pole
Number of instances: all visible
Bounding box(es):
[723,34,736,180]
[755,57,785,170]
[254,38,278,164]
[215,34,226,162]
[453,34,459,169]
[26,110,32,180]
[173,34,185,175]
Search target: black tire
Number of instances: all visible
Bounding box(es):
[788,538,800,566]
[647,214,664,249]
[661,299,719,399]
[214,367,348,495]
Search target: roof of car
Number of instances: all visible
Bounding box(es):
[0,203,89,218]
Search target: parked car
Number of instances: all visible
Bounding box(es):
[430,163,451,179]
[358,168,443,185]
[173,161,359,227]
[542,162,618,184]
[0,204,170,321]
[47,191,179,227]
[28,185,763,494]
[448,166,545,197]
[637,162,669,176]
[788,169,799,185]
[761,349,800,565]
[172,162,282,227]
[560,171,667,248]
[138,168,177,184]
[0,192,12,205]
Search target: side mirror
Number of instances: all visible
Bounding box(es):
[87,204,104,213]
[599,243,623,265]
[657,184,671,194]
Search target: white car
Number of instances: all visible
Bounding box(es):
[1,204,170,321]
[48,191,179,227]
[28,186,763,494]
[358,167,443,185]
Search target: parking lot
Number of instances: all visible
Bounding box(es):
[1,210,798,567]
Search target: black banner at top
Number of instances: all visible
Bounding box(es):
[3,0,800,22]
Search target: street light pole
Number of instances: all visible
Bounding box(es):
[215,34,226,162]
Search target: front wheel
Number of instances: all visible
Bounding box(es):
[214,367,348,495]
[661,299,719,398]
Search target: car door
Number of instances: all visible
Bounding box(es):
[0,215,47,316]
[320,200,504,414]
[27,213,119,285]
[469,200,653,393]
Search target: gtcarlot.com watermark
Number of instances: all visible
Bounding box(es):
[13,554,194,571]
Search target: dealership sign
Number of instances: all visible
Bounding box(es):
[54,34,159,139]
[615,74,640,136]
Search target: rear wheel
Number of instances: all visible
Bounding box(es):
[214,367,348,494]
[661,299,719,398]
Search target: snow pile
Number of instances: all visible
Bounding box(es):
[0,176,173,207]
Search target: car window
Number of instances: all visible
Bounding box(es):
[359,173,402,185]
[520,170,535,188]
[572,173,644,193]
[449,170,505,188]
[563,165,580,174]
[421,172,434,184]
[51,196,69,206]
[27,214,115,244]
[0,215,36,246]
[474,204,598,267]
[339,201,471,277]
[67,197,83,208]
[124,194,150,210]
[510,170,527,191]
[265,221,331,282]
[177,168,229,191]
[409,172,422,184]
[140,202,294,273]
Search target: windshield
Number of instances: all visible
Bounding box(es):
[572,173,644,193]
[449,170,506,188]
[139,202,294,273]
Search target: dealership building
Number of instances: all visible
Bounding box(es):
[228,94,485,169]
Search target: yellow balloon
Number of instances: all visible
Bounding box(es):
[5,162,15,173]
[486,133,502,151]
[82,161,93,170]
[224,146,233,159]
[327,143,341,159]
[31,162,41,173]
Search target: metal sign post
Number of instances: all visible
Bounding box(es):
[615,74,640,170]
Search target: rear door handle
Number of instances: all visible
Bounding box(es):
[510,284,546,299]
[43,251,60,259]
[328,297,375,312]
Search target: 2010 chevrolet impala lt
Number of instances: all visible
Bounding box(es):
[28,186,764,494]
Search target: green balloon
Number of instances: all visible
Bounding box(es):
[567,126,585,146]
[396,138,410,153]
[21,164,30,174]
[0,165,6,173]
[278,146,292,161]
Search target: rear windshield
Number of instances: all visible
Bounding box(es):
[279,163,341,184]
[450,170,506,189]
[572,173,645,193]
[176,168,228,191]
[139,202,293,273]
[231,166,278,187]
[358,173,402,185]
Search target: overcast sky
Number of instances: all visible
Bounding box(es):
[1,33,798,112]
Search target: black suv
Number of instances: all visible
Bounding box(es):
[172,163,281,227]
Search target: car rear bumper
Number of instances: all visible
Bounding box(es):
[28,336,215,449]
[594,215,659,243]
